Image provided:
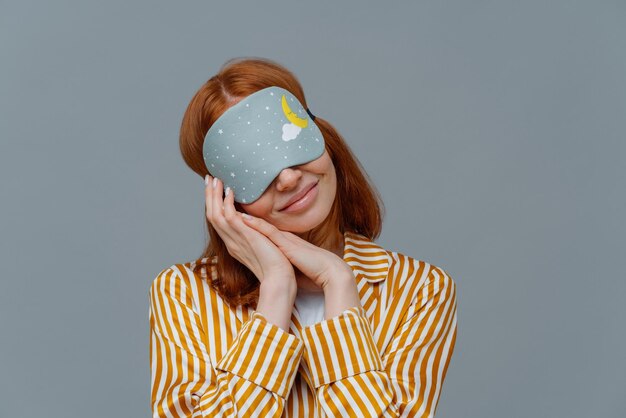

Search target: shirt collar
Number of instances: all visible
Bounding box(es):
[343,231,391,283]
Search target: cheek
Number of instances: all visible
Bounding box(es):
[239,197,272,217]
[239,203,257,215]
[321,157,336,181]
[320,152,335,173]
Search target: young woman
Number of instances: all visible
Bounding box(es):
[149,57,458,417]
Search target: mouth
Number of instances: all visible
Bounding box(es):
[279,180,319,212]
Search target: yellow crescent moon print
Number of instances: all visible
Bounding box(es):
[281,95,308,129]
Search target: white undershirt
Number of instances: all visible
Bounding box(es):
[294,288,325,327]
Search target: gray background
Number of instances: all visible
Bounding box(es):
[1,1,624,417]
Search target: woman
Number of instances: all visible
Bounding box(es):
[149,57,458,417]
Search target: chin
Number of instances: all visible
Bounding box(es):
[277,201,332,233]
[279,212,325,233]
[273,178,336,233]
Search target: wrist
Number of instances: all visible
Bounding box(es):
[257,280,296,332]
[321,271,355,292]
[260,278,297,302]
[322,274,361,320]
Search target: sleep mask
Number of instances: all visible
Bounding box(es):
[203,86,325,204]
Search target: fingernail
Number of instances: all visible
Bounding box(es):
[213,177,218,188]
[204,175,209,186]
[225,187,230,196]
[242,213,252,220]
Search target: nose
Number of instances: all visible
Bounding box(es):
[274,166,302,192]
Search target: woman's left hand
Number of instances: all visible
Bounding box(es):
[241,214,353,290]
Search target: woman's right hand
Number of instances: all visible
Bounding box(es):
[204,174,296,288]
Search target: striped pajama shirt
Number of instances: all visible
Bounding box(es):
[150,231,458,417]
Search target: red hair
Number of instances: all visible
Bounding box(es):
[179,57,385,308]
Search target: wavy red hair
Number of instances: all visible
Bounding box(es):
[179,56,385,308]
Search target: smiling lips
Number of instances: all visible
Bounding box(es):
[280,181,319,212]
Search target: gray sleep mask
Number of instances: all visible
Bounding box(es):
[202,86,325,204]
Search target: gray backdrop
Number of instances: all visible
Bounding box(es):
[1,1,624,417]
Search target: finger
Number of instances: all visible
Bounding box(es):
[205,174,214,221]
[206,176,239,242]
[259,226,306,247]
[242,215,293,252]
[211,176,224,221]
[279,230,304,244]
[275,230,325,263]
[223,183,238,222]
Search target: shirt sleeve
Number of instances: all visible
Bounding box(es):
[298,266,458,417]
[149,267,304,417]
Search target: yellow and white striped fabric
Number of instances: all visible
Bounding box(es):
[149,231,458,417]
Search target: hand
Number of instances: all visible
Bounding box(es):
[241,214,354,290]
[204,174,296,286]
